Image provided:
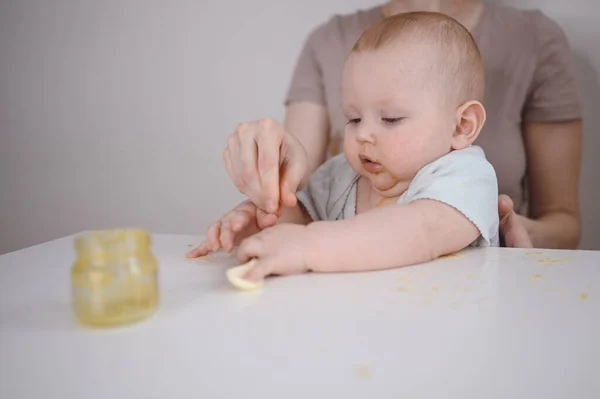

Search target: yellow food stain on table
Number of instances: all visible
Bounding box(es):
[187,244,194,247]
[396,286,411,293]
[531,274,543,280]
[356,365,371,379]
[537,257,569,264]
[396,274,412,281]
[526,251,544,256]
[419,298,433,306]
[580,293,589,302]
[543,285,564,294]
[432,285,440,292]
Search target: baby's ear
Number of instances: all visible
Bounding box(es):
[451,100,486,150]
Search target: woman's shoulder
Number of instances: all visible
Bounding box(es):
[304,6,381,47]
[484,4,569,47]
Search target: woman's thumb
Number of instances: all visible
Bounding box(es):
[498,194,514,226]
[280,162,306,208]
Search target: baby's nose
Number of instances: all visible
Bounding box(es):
[355,124,376,143]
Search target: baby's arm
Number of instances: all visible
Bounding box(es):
[304,199,479,273]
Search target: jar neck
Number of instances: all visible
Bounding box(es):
[75,229,152,266]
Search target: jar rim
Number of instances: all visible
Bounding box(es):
[75,228,151,253]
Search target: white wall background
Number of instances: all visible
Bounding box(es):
[0,0,598,254]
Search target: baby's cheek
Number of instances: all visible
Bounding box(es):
[382,139,422,178]
[343,134,358,159]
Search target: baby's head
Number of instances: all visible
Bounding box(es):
[342,12,486,196]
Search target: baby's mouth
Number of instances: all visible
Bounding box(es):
[359,154,383,174]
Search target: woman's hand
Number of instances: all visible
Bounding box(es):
[223,118,309,226]
[498,194,533,248]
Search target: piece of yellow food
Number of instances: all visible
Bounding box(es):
[226,259,263,291]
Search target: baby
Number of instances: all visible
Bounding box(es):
[189,12,499,282]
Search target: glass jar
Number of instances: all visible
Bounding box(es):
[71,229,159,326]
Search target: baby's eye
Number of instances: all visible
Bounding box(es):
[382,117,405,125]
[346,118,361,125]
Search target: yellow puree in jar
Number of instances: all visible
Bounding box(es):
[71,229,159,326]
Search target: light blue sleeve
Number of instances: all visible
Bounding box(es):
[296,154,358,222]
[401,146,500,247]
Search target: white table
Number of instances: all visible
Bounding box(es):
[1,234,599,398]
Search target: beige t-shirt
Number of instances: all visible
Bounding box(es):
[285,4,582,215]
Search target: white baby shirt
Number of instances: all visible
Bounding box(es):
[296,145,499,247]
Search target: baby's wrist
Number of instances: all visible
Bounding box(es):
[302,221,332,272]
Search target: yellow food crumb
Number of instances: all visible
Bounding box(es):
[531,274,543,280]
[432,285,440,292]
[187,244,194,247]
[356,365,371,379]
[526,251,544,256]
[396,286,411,293]
[543,285,563,293]
[580,293,589,301]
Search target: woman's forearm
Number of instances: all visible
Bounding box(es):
[284,102,329,181]
[521,212,581,249]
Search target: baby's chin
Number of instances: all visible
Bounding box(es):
[359,169,408,197]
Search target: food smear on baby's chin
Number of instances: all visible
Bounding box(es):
[374,165,386,175]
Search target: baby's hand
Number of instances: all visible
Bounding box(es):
[235,223,311,282]
[187,200,273,258]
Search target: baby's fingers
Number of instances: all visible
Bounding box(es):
[219,219,236,253]
[187,220,223,258]
[243,259,271,282]
[256,208,278,229]
[186,240,211,258]
[206,221,223,252]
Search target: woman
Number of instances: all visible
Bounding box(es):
[223,0,582,249]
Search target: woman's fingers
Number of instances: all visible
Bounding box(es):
[256,208,278,229]
[280,137,308,207]
[256,119,283,213]
[498,194,533,248]
[498,194,514,225]
[222,119,308,215]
